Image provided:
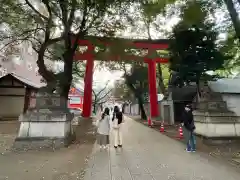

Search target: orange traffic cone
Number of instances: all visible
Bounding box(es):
[178,126,183,139]
[160,123,164,133]
[148,117,152,127]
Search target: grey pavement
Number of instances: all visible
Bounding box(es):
[84,116,240,180]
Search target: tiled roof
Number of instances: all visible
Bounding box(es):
[10,72,43,88]
[0,60,85,91]
[208,78,240,94]
[0,59,45,88]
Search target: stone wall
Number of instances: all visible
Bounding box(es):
[222,94,240,116]
[193,111,240,138]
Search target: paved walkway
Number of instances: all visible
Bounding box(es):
[84,117,240,180]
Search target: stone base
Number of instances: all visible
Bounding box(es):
[12,136,75,151]
[13,120,75,151]
[193,110,240,144]
[195,122,240,138]
[195,132,240,145]
[151,116,162,121]
[78,117,94,124]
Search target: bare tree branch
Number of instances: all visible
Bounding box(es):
[59,0,68,27]
[93,88,112,104]
[96,80,111,97]
[42,0,53,41]
[72,0,88,51]
[25,0,48,21]
[68,0,77,28]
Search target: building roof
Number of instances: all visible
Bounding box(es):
[0,62,45,88]
[11,73,43,88]
[208,78,240,94]
[172,86,197,102]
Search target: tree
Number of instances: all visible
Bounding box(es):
[169,22,227,95]
[180,0,240,43]
[223,0,240,40]
[130,0,177,94]
[112,79,133,101]
[217,29,240,77]
[0,0,138,107]
[92,81,112,114]
[123,62,149,119]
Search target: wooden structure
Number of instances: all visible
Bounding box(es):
[0,73,40,120]
[72,36,169,118]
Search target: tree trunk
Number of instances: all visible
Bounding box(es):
[37,43,56,86]
[157,63,166,94]
[60,50,74,108]
[93,103,96,114]
[138,96,147,120]
[196,78,201,103]
[223,0,240,41]
[125,79,147,120]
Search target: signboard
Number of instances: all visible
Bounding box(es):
[69,96,81,104]
[68,95,83,109]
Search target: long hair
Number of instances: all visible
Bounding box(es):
[112,106,123,124]
[101,107,110,120]
[113,106,120,113]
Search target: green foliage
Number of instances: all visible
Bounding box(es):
[112,79,133,101]
[125,63,149,94]
[181,1,207,26]
[218,29,240,76]
[169,22,227,86]
[156,64,170,89]
[141,0,177,19]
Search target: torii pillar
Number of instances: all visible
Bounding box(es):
[82,45,94,117]
[147,59,159,118]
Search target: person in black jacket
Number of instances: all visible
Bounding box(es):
[181,104,196,152]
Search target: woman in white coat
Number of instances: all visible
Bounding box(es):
[112,106,124,148]
[97,107,110,149]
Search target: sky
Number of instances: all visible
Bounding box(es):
[93,69,123,88]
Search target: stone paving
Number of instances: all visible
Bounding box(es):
[84,116,240,180]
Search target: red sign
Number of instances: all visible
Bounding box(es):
[68,88,83,109]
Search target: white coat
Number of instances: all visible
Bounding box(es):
[97,115,110,135]
[112,115,124,146]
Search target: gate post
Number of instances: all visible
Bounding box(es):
[147,60,159,118]
[82,45,94,117]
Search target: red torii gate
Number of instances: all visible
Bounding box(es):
[72,36,169,119]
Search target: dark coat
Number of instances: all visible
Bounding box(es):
[182,110,195,132]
